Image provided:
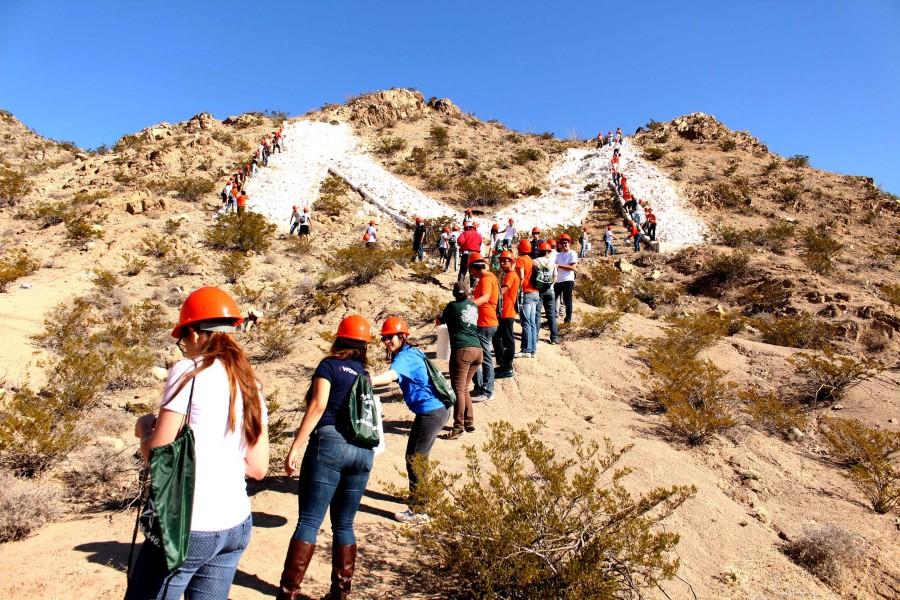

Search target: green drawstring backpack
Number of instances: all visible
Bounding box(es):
[129,378,196,575]
[345,373,380,448]
[414,347,457,409]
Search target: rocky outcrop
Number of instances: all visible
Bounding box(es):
[426,97,462,118]
[327,88,430,128]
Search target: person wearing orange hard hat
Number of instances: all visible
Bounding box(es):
[515,239,539,358]
[533,242,560,346]
[363,219,377,248]
[466,253,499,401]
[488,223,501,258]
[412,216,427,262]
[494,250,520,379]
[529,226,544,259]
[456,220,482,283]
[371,317,449,524]
[129,287,268,600]
[277,314,375,600]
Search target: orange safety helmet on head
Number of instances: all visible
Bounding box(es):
[369,219,376,225]
[498,250,514,260]
[517,239,532,254]
[380,316,410,337]
[537,241,552,252]
[558,233,572,242]
[468,252,486,266]
[531,226,541,234]
[548,239,557,248]
[172,287,243,338]
[415,216,423,224]
[491,223,499,232]
[443,226,450,232]
[336,314,371,342]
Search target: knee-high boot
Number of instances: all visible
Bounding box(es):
[323,544,356,599]
[276,539,316,600]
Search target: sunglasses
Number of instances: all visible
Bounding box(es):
[381,334,396,342]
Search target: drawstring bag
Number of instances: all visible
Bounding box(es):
[128,379,196,575]
[414,348,457,408]
[345,373,380,448]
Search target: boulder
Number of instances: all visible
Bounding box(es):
[426,97,462,118]
[345,88,428,128]
[615,258,634,273]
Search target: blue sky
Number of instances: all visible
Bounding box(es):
[1,1,898,192]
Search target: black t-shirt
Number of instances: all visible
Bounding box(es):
[313,357,367,435]
[413,224,427,247]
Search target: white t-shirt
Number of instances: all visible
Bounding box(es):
[162,358,267,532]
[365,225,377,242]
[503,225,517,240]
[554,250,578,283]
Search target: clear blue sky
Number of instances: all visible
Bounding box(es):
[2,1,898,193]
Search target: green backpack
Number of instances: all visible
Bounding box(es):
[345,373,380,448]
[532,258,554,293]
[415,348,457,408]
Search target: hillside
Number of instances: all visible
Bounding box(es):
[0,91,898,599]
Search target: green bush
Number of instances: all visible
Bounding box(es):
[376,136,407,156]
[787,155,809,168]
[231,282,266,304]
[790,349,881,405]
[738,280,793,314]
[705,251,749,283]
[753,312,836,349]
[779,185,802,206]
[745,221,795,254]
[631,280,682,308]
[428,126,449,150]
[65,213,104,243]
[800,227,843,274]
[742,388,807,437]
[719,138,738,152]
[643,146,667,161]
[72,190,110,206]
[0,386,81,477]
[252,320,296,362]
[575,263,624,308]
[512,147,542,165]
[170,177,215,202]
[579,310,622,336]
[15,200,69,226]
[659,359,738,445]
[426,173,450,191]
[92,268,121,294]
[0,166,32,205]
[716,225,745,248]
[711,179,750,208]
[0,248,40,292]
[452,148,468,159]
[406,421,696,599]
[139,232,173,258]
[159,248,200,277]
[122,253,148,276]
[205,212,277,253]
[410,146,429,173]
[821,417,899,514]
[456,175,507,206]
[325,245,407,285]
[669,155,686,168]
[220,252,250,284]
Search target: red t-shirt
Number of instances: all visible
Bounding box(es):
[516,255,536,293]
[500,270,520,319]
[473,272,499,327]
[458,230,483,253]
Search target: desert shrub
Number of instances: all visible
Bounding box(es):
[122,253,148,276]
[711,179,750,208]
[452,148,468,159]
[72,190,110,206]
[821,417,900,514]
[297,291,341,323]
[211,130,235,146]
[0,471,60,541]
[655,313,729,361]
[220,252,250,284]
[659,359,737,445]
[170,176,215,202]
[669,155,686,168]
[139,232,173,258]
[426,173,450,191]
[631,279,682,308]
[745,221,795,254]
[753,312,836,349]
[428,126,449,150]
[576,264,623,310]
[63,443,141,508]
[718,138,737,152]
[65,213,104,243]
[741,388,807,436]
[159,248,200,277]
[800,227,843,274]
[723,163,738,177]
[459,159,479,176]
[783,525,865,590]
[325,245,406,285]
[91,268,121,294]
[704,251,749,284]
[252,320,296,362]
[579,310,622,336]
[0,248,40,292]
[881,283,900,306]
[779,185,802,206]
[523,185,541,196]
[738,280,793,314]
[205,212,276,253]
[511,147,541,165]
[315,193,347,218]
[716,225,745,248]
[405,290,444,324]
[112,168,138,184]
[376,136,407,156]
[643,146,667,161]
[787,154,809,168]
[409,261,444,285]
[406,421,696,599]
[763,159,780,174]
[0,166,32,205]
[163,218,182,235]
[15,199,69,226]
[0,386,81,477]
[231,282,266,304]
[790,349,881,405]
[410,146,429,173]
[456,175,507,206]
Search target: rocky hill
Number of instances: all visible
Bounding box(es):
[0,91,898,599]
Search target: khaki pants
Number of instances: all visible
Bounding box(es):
[450,346,483,429]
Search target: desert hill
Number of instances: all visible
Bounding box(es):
[0,89,898,599]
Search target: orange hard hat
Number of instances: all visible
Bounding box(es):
[336,314,371,342]
[558,233,572,242]
[491,223,499,231]
[498,250,514,260]
[468,252,485,265]
[369,219,376,225]
[549,239,557,248]
[531,226,541,234]
[517,239,532,254]
[538,242,552,252]
[172,287,243,338]
[380,316,410,337]
[303,207,309,212]
[415,216,423,223]
[443,226,450,232]
[508,218,514,224]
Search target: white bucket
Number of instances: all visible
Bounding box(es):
[436,324,451,361]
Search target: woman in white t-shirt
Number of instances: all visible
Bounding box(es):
[364,220,378,248]
[128,287,268,600]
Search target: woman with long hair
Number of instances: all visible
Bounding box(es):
[370,317,449,524]
[128,287,269,600]
[277,315,375,600]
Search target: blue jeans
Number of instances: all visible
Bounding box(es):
[604,241,616,256]
[125,515,252,600]
[473,325,497,394]
[294,426,374,546]
[634,233,643,252]
[406,406,450,510]
[520,292,539,354]
[539,289,559,344]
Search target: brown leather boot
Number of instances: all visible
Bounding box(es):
[276,539,316,600]
[322,544,356,599]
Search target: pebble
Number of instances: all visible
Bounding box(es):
[19,283,32,289]
[832,404,845,411]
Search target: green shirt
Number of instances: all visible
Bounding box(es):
[439,300,480,350]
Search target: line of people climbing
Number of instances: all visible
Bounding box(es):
[219,126,287,215]
[609,146,660,252]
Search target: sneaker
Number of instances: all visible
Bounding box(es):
[464,424,476,432]
[514,352,528,358]
[471,392,494,403]
[527,353,535,358]
[548,339,559,345]
[495,370,515,379]
[444,427,464,440]
[394,509,431,524]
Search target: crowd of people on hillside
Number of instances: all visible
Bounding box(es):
[125,126,674,600]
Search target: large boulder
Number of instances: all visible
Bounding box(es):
[345,88,428,127]
[427,97,462,118]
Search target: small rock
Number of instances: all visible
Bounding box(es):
[125,202,136,215]
[739,469,761,481]
[888,418,897,424]
[648,269,662,281]
[788,427,805,440]
[832,403,845,411]
[738,519,748,527]
[753,507,769,524]
[96,436,125,451]
[151,366,169,381]
[19,283,32,289]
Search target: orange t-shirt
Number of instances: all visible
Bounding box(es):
[516,255,536,293]
[473,272,499,327]
[237,194,248,207]
[500,270,520,319]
